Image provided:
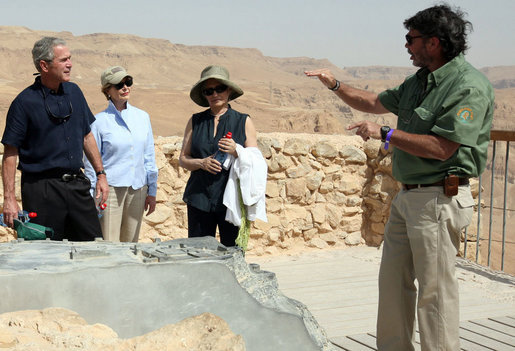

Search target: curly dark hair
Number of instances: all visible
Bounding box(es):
[404,4,473,61]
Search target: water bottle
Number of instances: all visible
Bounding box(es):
[214,132,232,163]
[97,203,107,218]
[0,210,37,227]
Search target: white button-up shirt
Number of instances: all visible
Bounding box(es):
[84,101,158,196]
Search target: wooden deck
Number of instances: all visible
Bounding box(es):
[248,246,515,350]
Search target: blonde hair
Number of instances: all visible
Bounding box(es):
[101,85,112,100]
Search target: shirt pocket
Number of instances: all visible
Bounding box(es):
[410,106,437,134]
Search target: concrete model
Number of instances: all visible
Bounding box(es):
[0,237,335,351]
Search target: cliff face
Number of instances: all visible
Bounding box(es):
[0,25,513,139]
[0,27,508,261]
[0,133,482,261]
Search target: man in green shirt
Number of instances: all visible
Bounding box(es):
[306,4,493,351]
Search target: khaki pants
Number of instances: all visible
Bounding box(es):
[377,185,474,351]
[100,185,147,243]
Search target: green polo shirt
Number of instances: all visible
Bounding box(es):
[378,54,494,184]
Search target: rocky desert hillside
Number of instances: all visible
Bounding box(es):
[0,26,512,247]
[0,25,513,137]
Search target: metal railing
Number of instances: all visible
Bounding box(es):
[464,130,515,273]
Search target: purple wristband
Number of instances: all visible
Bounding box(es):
[384,129,395,150]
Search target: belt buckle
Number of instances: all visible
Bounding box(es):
[61,173,75,182]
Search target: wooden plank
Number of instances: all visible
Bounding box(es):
[470,318,515,336]
[490,316,515,328]
[458,337,496,351]
[331,337,376,351]
[347,333,377,349]
[251,249,515,349]
[461,321,515,346]
[460,328,511,350]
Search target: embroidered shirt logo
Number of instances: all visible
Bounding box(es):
[457,107,473,122]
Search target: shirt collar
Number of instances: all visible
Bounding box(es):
[35,76,67,95]
[203,104,233,116]
[107,100,131,114]
[417,53,465,87]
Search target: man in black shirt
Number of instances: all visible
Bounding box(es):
[1,37,108,240]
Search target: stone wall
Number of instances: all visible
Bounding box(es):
[0,133,481,258]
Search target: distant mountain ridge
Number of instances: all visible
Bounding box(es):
[0,25,513,136]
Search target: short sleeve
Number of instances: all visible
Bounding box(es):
[1,99,28,148]
[378,84,403,115]
[431,87,491,147]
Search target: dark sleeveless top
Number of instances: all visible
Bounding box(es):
[183,106,248,212]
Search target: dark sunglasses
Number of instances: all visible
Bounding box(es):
[41,87,73,120]
[114,77,133,90]
[405,34,426,45]
[202,84,228,96]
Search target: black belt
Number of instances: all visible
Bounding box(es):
[22,169,85,182]
[60,173,88,182]
[402,178,469,191]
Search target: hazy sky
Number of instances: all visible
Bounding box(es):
[1,0,513,68]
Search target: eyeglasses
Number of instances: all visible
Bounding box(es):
[405,34,426,45]
[202,84,228,96]
[114,77,133,90]
[41,87,73,121]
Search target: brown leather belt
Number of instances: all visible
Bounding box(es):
[402,177,469,191]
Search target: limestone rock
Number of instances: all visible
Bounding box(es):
[285,178,307,199]
[309,237,330,249]
[340,145,367,164]
[143,204,171,225]
[312,141,338,158]
[0,308,245,351]
[306,171,324,191]
[345,231,364,246]
[283,138,310,156]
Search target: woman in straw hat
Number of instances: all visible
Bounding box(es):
[84,66,158,242]
[180,65,258,247]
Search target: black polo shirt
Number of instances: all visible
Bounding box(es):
[2,77,95,173]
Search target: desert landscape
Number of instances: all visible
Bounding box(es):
[0,26,514,136]
[0,25,513,258]
[0,26,513,350]
[0,26,513,264]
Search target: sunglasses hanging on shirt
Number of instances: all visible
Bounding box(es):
[41,86,73,121]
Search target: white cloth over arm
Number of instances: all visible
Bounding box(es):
[223,145,268,226]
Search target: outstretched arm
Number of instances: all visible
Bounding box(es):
[305,68,389,114]
[348,121,460,161]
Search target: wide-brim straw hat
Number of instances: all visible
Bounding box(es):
[190,65,243,107]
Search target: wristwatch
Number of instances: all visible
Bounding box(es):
[380,126,391,142]
[96,169,106,177]
[329,80,340,91]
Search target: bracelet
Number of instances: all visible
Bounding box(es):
[329,80,340,91]
[384,129,395,150]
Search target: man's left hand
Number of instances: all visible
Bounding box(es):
[347,121,381,141]
[95,175,109,203]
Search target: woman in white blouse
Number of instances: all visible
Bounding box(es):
[84,66,158,242]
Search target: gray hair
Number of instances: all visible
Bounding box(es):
[32,37,67,72]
